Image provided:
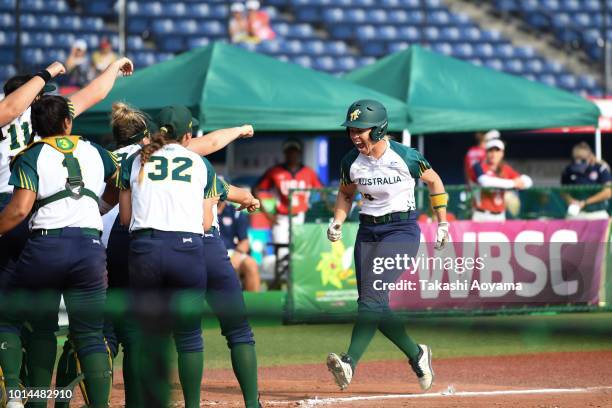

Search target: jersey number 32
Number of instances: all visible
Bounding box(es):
[147,156,193,182]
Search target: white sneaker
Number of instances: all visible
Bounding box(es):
[6,398,25,408]
[409,344,434,391]
[326,353,353,390]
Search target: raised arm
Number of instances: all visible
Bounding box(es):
[226,184,260,212]
[188,125,254,156]
[0,62,65,126]
[68,57,134,118]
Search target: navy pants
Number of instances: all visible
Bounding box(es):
[128,230,207,353]
[354,218,421,313]
[0,193,30,290]
[0,228,108,357]
[203,231,254,347]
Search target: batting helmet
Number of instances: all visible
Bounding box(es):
[341,99,388,142]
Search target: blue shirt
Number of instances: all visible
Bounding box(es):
[561,161,611,212]
[218,203,249,250]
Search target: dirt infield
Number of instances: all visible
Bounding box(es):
[95,350,612,407]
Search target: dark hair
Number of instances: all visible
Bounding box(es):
[3,74,34,96]
[138,129,177,183]
[31,95,72,137]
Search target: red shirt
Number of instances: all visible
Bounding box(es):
[470,160,520,213]
[464,145,486,181]
[256,165,322,215]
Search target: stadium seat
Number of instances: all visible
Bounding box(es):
[484,58,504,71]
[303,40,326,56]
[525,58,544,74]
[503,59,524,74]
[558,74,578,90]
[325,41,348,56]
[474,43,494,58]
[188,37,210,49]
[440,27,461,42]
[432,42,452,56]
[188,3,210,18]
[538,74,558,87]
[314,56,336,71]
[378,26,398,41]
[142,2,163,17]
[291,55,313,68]
[453,43,474,58]
[163,3,187,17]
[0,0,13,11]
[355,25,376,40]
[361,42,385,57]
[398,26,419,41]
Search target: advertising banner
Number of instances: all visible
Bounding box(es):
[288,219,610,319]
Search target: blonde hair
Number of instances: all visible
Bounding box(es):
[111,102,148,147]
[572,142,594,162]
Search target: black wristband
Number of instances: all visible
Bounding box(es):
[35,69,52,83]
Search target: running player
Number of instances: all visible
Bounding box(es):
[325,99,449,392]
[117,105,228,407]
[0,95,119,408]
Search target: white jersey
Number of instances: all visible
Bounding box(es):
[0,107,32,193]
[340,139,431,217]
[9,136,118,230]
[119,143,217,234]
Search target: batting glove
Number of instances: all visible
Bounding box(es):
[435,222,449,250]
[327,220,343,242]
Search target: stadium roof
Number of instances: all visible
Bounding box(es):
[345,46,601,134]
[73,42,410,136]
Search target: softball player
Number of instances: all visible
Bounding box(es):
[326,99,449,392]
[0,95,119,408]
[118,105,218,408]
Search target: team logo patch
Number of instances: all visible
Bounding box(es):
[183,237,193,243]
[349,109,361,121]
[55,137,74,151]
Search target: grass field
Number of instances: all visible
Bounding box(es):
[57,312,612,370]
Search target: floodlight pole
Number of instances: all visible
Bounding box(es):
[402,129,411,146]
[118,0,127,56]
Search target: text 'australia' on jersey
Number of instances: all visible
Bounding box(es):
[9,136,118,230]
[340,140,431,217]
[0,108,32,194]
[118,144,221,235]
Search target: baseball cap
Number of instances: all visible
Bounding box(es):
[156,105,199,140]
[485,139,505,151]
[3,74,56,96]
[231,3,245,13]
[246,0,260,10]
[74,39,87,51]
[282,137,303,152]
[484,129,500,142]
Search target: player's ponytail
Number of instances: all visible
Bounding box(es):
[137,129,174,183]
[111,102,148,147]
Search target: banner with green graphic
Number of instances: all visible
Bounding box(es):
[286,223,359,322]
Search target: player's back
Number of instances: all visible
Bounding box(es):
[124,143,209,234]
[0,108,31,193]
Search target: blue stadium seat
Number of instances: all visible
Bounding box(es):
[389,10,408,24]
[325,41,348,55]
[178,20,201,36]
[200,21,224,36]
[314,56,336,72]
[259,40,282,55]
[480,30,503,42]
[128,36,144,51]
[440,27,461,41]
[429,10,450,25]
[388,42,409,53]
[158,36,185,53]
[337,56,357,71]
[551,13,570,27]
[354,0,375,7]
[45,48,67,62]
[578,75,598,90]
[495,0,519,12]
[407,10,424,24]
[453,43,473,58]
[461,26,482,41]
[322,8,343,23]
[572,13,592,27]
[378,26,398,40]
[127,2,140,15]
[128,18,148,34]
[129,52,156,67]
[142,2,163,17]
[210,4,228,19]
[484,58,504,71]
[432,42,452,56]
[538,74,558,87]
[355,25,376,40]
[0,64,16,80]
[474,43,494,58]
[526,12,550,28]
[346,9,367,23]
[514,46,535,59]
[330,25,353,39]
[449,13,471,26]
[0,0,14,11]
[297,7,320,22]
[525,59,544,74]
[358,56,376,66]
[361,42,385,57]
[542,0,560,11]
[0,50,14,64]
[423,27,440,41]
[152,19,174,35]
[188,3,210,18]
[31,32,53,47]
[303,40,326,56]
[86,0,114,16]
[495,43,515,58]
[558,74,577,89]
[188,37,210,49]
[291,55,313,69]
[425,0,443,8]
[163,3,187,17]
[289,24,314,38]
[521,0,540,12]
[22,48,44,64]
[398,26,419,41]
[370,9,387,24]
[281,40,303,55]
[560,0,580,11]
[503,59,524,74]
[468,58,483,66]
[55,33,76,49]
[0,31,15,47]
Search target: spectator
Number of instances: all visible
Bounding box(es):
[464,129,500,184]
[65,39,93,87]
[218,199,261,291]
[91,37,118,75]
[246,0,275,43]
[254,138,322,258]
[229,3,249,43]
[469,139,532,222]
[561,142,611,220]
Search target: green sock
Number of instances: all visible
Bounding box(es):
[346,310,380,367]
[122,341,144,408]
[230,343,259,408]
[0,332,22,391]
[79,352,112,408]
[24,332,57,408]
[177,351,203,408]
[378,312,420,360]
[53,341,76,408]
[139,334,171,408]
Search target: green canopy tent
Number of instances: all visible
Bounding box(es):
[344,45,600,134]
[73,42,410,136]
